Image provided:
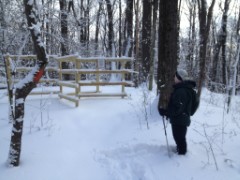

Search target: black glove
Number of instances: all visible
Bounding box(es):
[158,108,167,117]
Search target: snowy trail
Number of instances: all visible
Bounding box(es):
[0,87,240,180]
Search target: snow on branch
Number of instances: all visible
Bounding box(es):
[27,0,34,6]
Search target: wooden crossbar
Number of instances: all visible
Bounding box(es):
[78,92,127,98]
[8,55,58,60]
[60,69,136,74]
[30,91,59,95]
[76,57,133,62]
[59,93,79,107]
[15,67,58,71]
[78,81,133,86]
[58,81,78,88]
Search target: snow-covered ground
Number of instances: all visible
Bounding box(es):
[0,85,240,180]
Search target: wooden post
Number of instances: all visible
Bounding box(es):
[76,58,80,96]
[121,61,126,98]
[59,59,63,94]
[74,58,79,107]
[96,59,100,92]
[5,55,12,88]
[4,54,15,122]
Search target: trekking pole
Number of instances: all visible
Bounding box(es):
[162,116,170,157]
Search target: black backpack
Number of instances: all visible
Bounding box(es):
[190,89,199,116]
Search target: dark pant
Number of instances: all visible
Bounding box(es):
[171,125,187,155]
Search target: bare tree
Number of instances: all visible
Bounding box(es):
[8,0,48,166]
[211,0,231,92]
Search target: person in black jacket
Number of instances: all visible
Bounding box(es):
[159,69,197,155]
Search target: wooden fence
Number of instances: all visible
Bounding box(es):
[4,55,136,107]
[57,55,136,107]
[4,54,59,95]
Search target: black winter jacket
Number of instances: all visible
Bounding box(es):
[167,80,196,127]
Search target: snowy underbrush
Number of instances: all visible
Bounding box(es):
[190,88,240,171]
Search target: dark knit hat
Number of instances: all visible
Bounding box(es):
[175,69,189,81]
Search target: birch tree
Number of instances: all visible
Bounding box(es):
[8,0,48,166]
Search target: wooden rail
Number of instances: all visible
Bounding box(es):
[4,54,59,95]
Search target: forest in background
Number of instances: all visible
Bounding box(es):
[0,0,239,94]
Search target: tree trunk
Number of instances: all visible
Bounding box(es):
[122,0,133,57]
[122,0,133,81]
[157,0,179,108]
[105,0,115,82]
[197,0,216,97]
[141,0,152,82]
[8,0,48,166]
[211,0,230,92]
[227,10,240,112]
[0,0,6,49]
[85,0,90,56]
[45,0,50,54]
[79,0,85,44]
[118,0,122,57]
[105,0,114,57]
[221,0,230,87]
[95,1,103,55]
[149,0,159,90]
[60,0,68,56]
[60,0,69,80]
[186,0,197,78]
[133,0,140,87]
